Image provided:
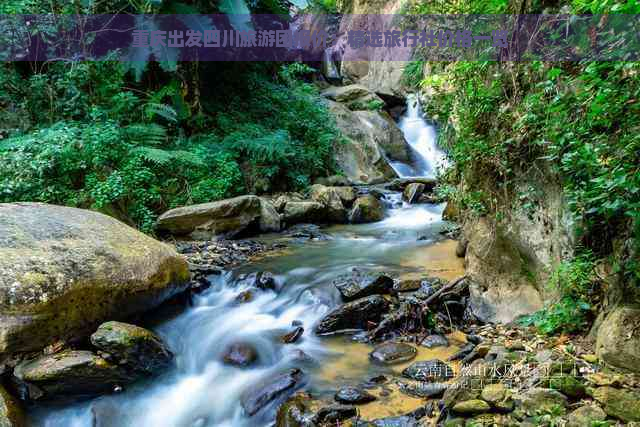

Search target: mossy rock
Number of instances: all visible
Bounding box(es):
[90,321,173,374]
[13,350,134,401]
[0,203,190,354]
[452,399,491,415]
[592,386,640,422]
[0,385,25,427]
[547,375,586,399]
[348,195,384,224]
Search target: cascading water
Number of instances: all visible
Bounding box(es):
[390,94,448,178]
[33,98,456,427]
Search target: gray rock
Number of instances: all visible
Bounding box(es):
[240,369,305,416]
[592,386,640,422]
[283,201,326,224]
[515,388,568,417]
[402,360,454,382]
[315,295,390,335]
[566,404,607,427]
[596,306,640,374]
[369,342,417,365]
[0,203,189,354]
[90,321,173,374]
[399,381,449,398]
[259,198,282,232]
[349,195,384,223]
[308,184,348,223]
[333,271,394,301]
[335,387,376,404]
[420,334,449,349]
[222,343,258,367]
[157,195,262,238]
[312,404,357,424]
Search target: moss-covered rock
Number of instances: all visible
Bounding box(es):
[0,385,25,427]
[90,321,173,374]
[13,350,133,401]
[547,375,586,399]
[0,203,189,354]
[452,399,491,415]
[514,388,568,417]
[565,404,607,427]
[348,195,384,224]
[592,386,640,422]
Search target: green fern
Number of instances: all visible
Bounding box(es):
[144,103,178,123]
[133,147,205,167]
[124,123,168,146]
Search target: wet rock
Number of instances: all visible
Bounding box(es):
[420,334,449,349]
[0,385,25,427]
[90,322,173,374]
[369,342,417,365]
[275,393,313,427]
[392,280,422,293]
[515,388,568,417]
[238,271,277,291]
[592,386,640,422]
[281,327,304,344]
[369,415,421,427]
[348,195,384,223]
[402,183,425,204]
[335,386,376,404]
[222,343,258,367]
[384,178,437,193]
[315,295,390,335]
[566,404,607,427]
[321,84,383,110]
[402,360,454,382]
[283,201,326,224]
[157,195,263,239]
[13,350,133,401]
[369,301,430,341]
[0,203,190,354]
[240,369,305,416]
[442,360,491,408]
[312,404,357,424]
[235,290,254,303]
[333,271,394,301]
[452,399,490,415]
[285,224,328,241]
[595,306,640,373]
[447,343,476,361]
[399,381,448,398]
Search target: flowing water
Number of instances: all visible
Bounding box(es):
[33,98,458,427]
[390,94,448,179]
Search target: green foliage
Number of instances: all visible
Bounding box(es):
[520,252,597,335]
[403,60,425,88]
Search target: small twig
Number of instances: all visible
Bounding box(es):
[424,275,468,306]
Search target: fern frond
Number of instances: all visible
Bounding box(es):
[124,123,167,146]
[133,147,205,167]
[145,103,178,123]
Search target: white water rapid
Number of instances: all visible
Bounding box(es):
[390,94,448,178]
[32,98,452,427]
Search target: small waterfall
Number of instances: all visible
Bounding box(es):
[390,94,448,178]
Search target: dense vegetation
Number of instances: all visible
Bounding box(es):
[407,0,640,334]
[0,1,339,232]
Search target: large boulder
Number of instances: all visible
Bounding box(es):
[592,386,640,422]
[321,85,384,111]
[13,350,133,401]
[156,195,262,239]
[259,198,282,233]
[0,203,189,354]
[282,201,326,224]
[328,100,399,185]
[90,321,173,374]
[348,195,384,223]
[333,271,394,301]
[315,295,390,335]
[0,385,25,427]
[595,306,640,373]
[308,184,348,223]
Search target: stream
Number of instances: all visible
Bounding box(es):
[33,97,456,427]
